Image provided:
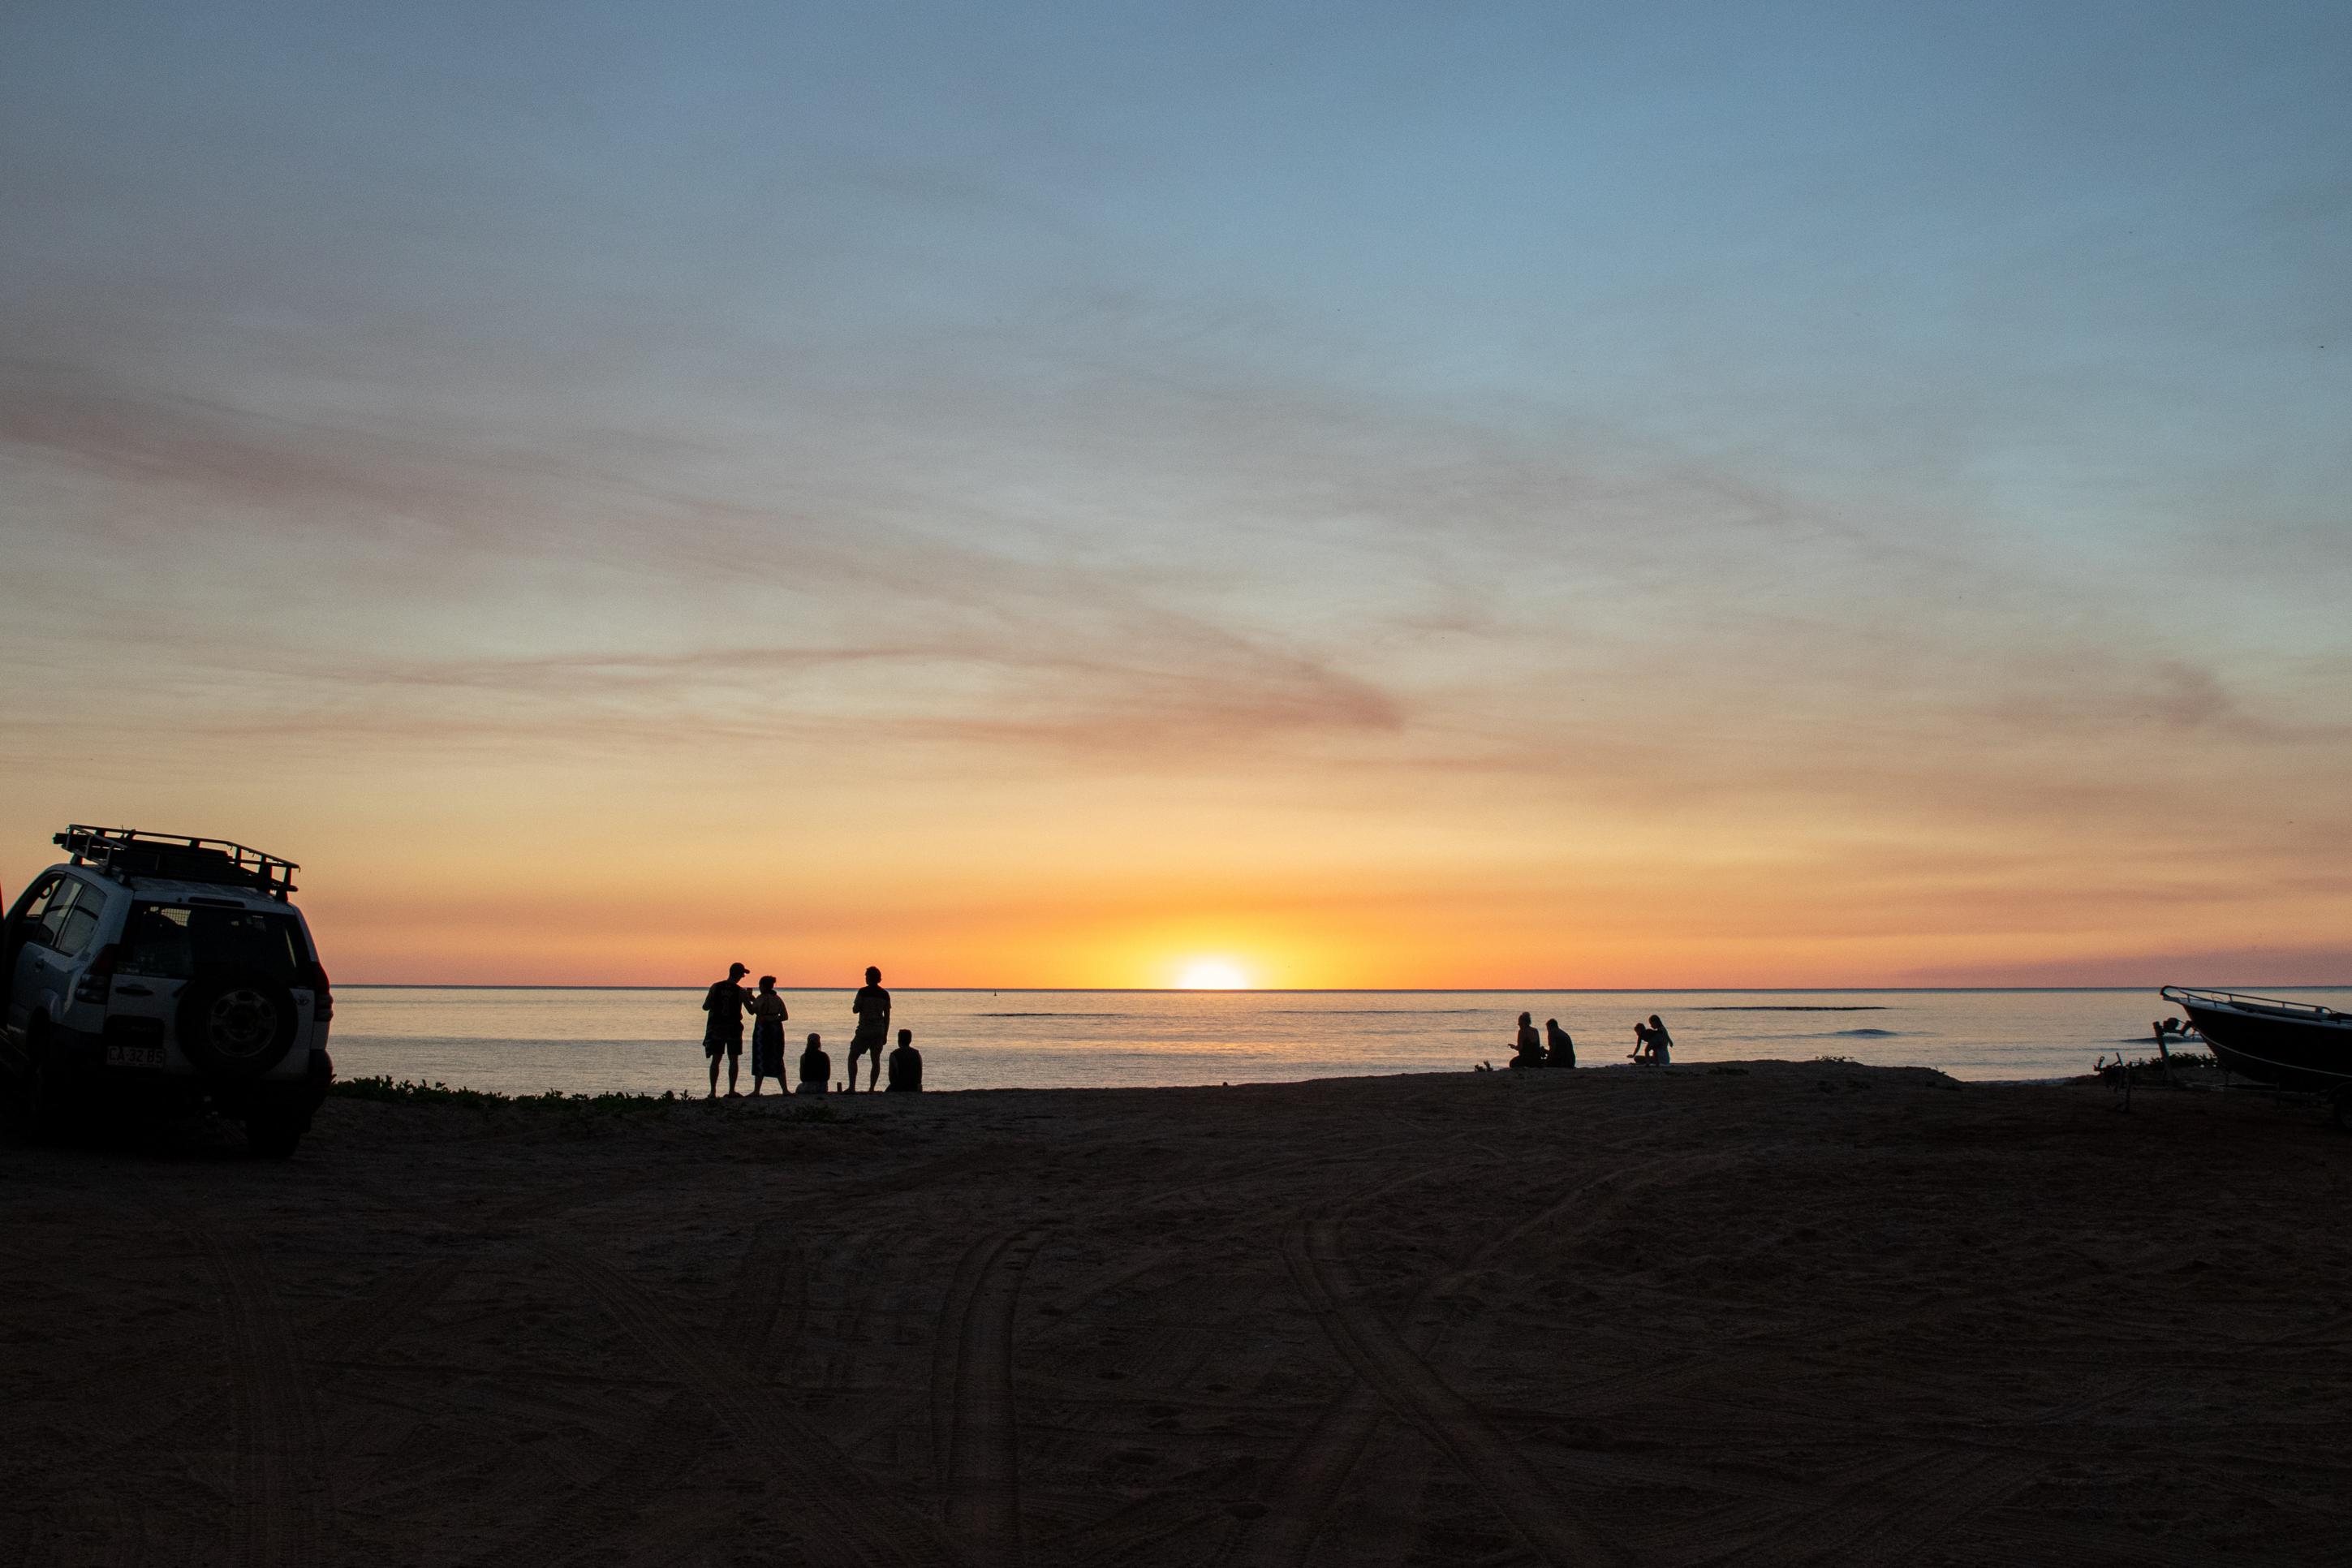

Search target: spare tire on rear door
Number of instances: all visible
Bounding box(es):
[176,966,299,1077]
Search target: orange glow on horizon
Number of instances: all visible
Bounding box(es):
[1173,958,1251,990]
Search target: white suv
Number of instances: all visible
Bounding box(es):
[0,827,334,1157]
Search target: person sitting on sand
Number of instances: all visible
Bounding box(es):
[847,966,890,1092]
[1545,1019,1575,1069]
[701,963,754,1097]
[796,1033,831,1096]
[887,1027,922,1092]
[1632,1014,1674,1066]
[748,976,789,1096]
[1510,1012,1545,1070]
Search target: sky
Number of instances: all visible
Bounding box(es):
[3,1,2348,987]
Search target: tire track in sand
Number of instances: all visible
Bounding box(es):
[541,1236,958,1568]
[1226,1151,1732,1568]
[459,1224,807,1568]
[192,1228,330,1568]
[1221,1384,1389,1568]
[929,1228,1040,1568]
[1698,1448,2041,1568]
[1284,1218,1628,1568]
[309,1259,464,1353]
[11,1250,463,1568]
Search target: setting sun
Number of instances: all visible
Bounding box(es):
[1174,958,1251,991]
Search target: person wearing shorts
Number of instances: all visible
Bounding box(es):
[847,966,890,1092]
[702,962,752,1097]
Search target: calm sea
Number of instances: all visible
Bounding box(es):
[324,987,2352,1096]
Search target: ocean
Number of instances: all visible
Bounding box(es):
[323,986,2352,1096]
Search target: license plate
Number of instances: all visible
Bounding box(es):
[106,1044,166,1069]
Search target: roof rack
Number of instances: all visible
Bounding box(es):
[54,825,299,902]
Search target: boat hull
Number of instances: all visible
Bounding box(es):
[2166,988,2352,1095]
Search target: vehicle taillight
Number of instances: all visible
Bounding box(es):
[75,943,121,1005]
[307,959,334,1021]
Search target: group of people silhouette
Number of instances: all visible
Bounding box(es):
[1497,1011,1675,1070]
[699,964,923,1098]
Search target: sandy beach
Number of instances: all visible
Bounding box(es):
[2,1062,2345,1566]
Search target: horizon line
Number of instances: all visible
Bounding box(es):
[328,982,2352,993]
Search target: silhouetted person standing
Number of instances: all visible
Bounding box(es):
[701,962,753,1097]
[848,966,890,1092]
[797,1033,830,1096]
[1545,1019,1575,1069]
[748,976,789,1095]
[887,1027,923,1092]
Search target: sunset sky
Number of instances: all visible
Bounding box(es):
[4,2,2348,987]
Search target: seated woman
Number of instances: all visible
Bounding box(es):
[796,1032,832,1096]
[1510,1012,1545,1070]
[1643,1014,1673,1066]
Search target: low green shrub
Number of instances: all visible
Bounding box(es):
[330,1075,678,1113]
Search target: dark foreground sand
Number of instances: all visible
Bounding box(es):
[2,1062,2347,1566]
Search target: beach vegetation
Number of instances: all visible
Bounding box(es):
[326,1076,858,1130]
[330,1075,676,1115]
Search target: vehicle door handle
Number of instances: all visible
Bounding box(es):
[117,985,153,997]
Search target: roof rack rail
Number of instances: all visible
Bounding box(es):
[54,825,299,902]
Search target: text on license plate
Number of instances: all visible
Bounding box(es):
[106,1044,166,1069]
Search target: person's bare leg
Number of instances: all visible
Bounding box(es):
[727,1053,741,1096]
[708,1053,719,1097]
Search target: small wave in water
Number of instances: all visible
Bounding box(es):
[975,1012,1134,1019]
[1834,1027,1901,1037]
[1263,1007,1490,1016]
[1695,1005,1888,1012]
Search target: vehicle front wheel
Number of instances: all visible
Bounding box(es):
[245,1113,304,1159]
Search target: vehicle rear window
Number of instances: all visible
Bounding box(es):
[121,904,310,982]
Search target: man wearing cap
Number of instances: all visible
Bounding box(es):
[701,962,755,1097]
